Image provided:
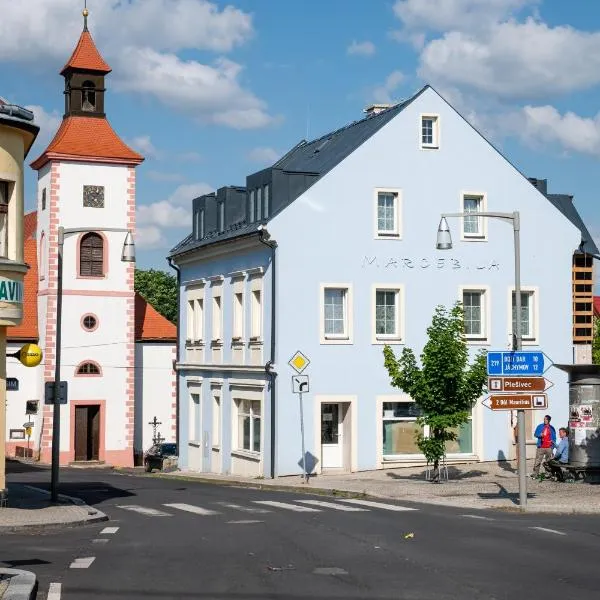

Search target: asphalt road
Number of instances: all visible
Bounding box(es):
[3,462,600,599]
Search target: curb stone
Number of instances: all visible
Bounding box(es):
[0,568,37,600]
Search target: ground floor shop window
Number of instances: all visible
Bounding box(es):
[382,402,473,457]
[237,399,261,453]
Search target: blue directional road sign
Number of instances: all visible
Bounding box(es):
[487,351,545,376]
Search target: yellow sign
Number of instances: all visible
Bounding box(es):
[18,343,43,368]
[25,427,32,437]
[288,350,310,374]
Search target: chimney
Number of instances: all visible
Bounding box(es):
[363,103,392,116]
[528,177,548,196]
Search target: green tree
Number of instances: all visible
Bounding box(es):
[135,268,178,324]
[593,317,600,365]
[383,303,487,482]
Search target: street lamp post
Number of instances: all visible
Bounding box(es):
[50,226,135,503]
[436,211,527,511]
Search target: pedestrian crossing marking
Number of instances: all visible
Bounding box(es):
[254,500,321,512]
[337,499,418,511]
[216,502,271,514]
[296,499,368,511]
[164,503,219,516]
[116,505,172,517]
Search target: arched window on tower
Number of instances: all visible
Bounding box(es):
[79,232,104,277]
[75,361,102,376]
[81,80,96,112]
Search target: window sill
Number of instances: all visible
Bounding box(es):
[461,236,487,242]
[248,339,263,346]
[375,233,401,240]
[231,449,261,462]
[465,338,490,346]
[188,441,201,448]
[322,336,352,345]
[211,340,224,348]
[373,337,403,345]
[186,341,205,347]
[212,446,220,452]
[420,144,439,150]
[231,338,245,345]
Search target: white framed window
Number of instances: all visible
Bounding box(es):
[460,287,490,342]
[461,193,486,240]
[420,114,439,149]
[233,292,244,340]
[211,284,223,342]
[374,188,401,239]
[373,286,404,343]
[249,191,255,223]
[189,389,201,442]
[0,180,11,258]
[509,288,538,344]
[212,390,221,448]
[186,300,195,340]
[185,285,205,342]
[263,185,270,218]
[249,273,263,341]
[236,399,261,453]
[320,284,353,344]
[256,187,262,221]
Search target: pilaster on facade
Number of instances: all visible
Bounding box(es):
[171,345,177,437]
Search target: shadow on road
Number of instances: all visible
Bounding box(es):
[477,482,536,505]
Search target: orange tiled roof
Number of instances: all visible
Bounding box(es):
[60,30,111,75]
[30,116,144,170]
[135,293,177,341]
[8,212,38,340]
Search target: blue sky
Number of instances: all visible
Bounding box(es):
[1,0,599,270]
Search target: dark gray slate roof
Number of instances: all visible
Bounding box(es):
[546,193,598,255]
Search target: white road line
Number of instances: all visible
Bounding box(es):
[70,557,96,569]
[100,526,119,534]
[296,499,368,512]
[530,526,566,536]
[92,539,109,544]
[116,505,172,517]
[337,499,418,512]
[461,514,494,520]
[163,503,219,516]
[226,520,264,524]
[47,583,62,600]
[254,500,321,512]
[216,502,271,514]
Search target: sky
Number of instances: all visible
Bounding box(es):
[0,0,599,270]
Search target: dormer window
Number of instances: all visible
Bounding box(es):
[199,208,205,239]
[0,180,10,258]
[82,80,96,112]
[249,190,255,223]
[256,188,262,221]
[218,201,225,233]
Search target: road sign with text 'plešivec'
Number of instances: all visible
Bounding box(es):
[486,351,544,376]
[487,376,552,393]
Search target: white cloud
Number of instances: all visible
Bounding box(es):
[24,104,61,157]
[136,226,169,250]
[418,18,600,101]
[372,71,404,104]
[146,171,186,183]
[136,182,213,231]
[127,135,161,159]
[114,49,275,129]
[514,105,600,157]
[0,1,273,129]
[393,0,538,33]
[247,147,279,164]
[347,40,376,57]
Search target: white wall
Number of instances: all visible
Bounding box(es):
[134,342,176,454]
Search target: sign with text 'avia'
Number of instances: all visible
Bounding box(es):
[486,351,544,376]
[0,277,23,303]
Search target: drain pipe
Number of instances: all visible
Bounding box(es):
[258,226,278,479]
[167,256,181,451]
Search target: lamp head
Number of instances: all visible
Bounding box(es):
[121,231,136,263]
[436,217,453,250]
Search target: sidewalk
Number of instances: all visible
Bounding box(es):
[162,460,600,514]
[0,482,107,532]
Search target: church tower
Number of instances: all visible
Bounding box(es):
[31,8,143,466]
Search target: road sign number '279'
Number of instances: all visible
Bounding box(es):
[487,351,544,376]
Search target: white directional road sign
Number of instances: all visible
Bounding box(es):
[292,375,309,394]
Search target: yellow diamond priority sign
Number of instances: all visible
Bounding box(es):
[288,350,310,374]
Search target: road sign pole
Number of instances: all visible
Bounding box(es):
[512,211,527,512]
[298,391,308,484]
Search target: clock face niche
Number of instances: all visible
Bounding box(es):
[83,185,105,208]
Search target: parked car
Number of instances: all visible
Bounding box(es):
[144,442,178,473]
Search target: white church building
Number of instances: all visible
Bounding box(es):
[4,17,176,467]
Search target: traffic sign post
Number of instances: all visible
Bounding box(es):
[487,351,545,376]
[289,351,310,484]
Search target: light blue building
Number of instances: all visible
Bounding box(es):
[169,86,597,477]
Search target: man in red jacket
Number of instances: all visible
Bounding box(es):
[531,415,556,479]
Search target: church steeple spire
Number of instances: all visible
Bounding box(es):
[60,5,111,118]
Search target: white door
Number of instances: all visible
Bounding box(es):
[321,403,343,469]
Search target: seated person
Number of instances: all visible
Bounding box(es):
[544,427,569,481]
